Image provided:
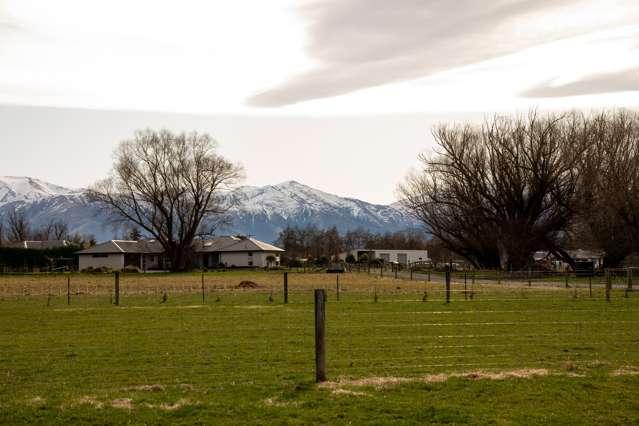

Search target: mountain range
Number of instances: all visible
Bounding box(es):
[0,176,420,243]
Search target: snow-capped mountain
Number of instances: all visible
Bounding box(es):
[0,176,78,205]
[223,181,417,240]
[0,177,420,242]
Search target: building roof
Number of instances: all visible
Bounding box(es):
[534,249,605,262]
[76,239,164,255]
[5,240,70,250]
[77,236,283,255]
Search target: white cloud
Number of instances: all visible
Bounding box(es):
[0,0,637,114]
[0,0,312,112]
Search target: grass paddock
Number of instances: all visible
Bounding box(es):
[1,271,638,424]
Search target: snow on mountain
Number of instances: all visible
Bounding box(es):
[220,181,420,241]
[0,178,421,243]
[0,176,78,205]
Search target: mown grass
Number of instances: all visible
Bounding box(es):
[1,271,638,424]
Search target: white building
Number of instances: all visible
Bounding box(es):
[339,248,429,265]
[76,236,283,271]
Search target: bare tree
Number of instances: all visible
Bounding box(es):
[52,221,69,240]
[7,209,31,242]
[578,110,639,267]
[89,129,243,271]
[399,111,588,270]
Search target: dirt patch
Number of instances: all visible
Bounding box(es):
[122,384,165,392]
[236,280,260,289]
[26,396,46,406]
[160,398,192,411]
[320,368,550,391]
[263,397,299,408]
[75,396,104,409]
[141,398,195,411]
[456,369,549,381]
[610,367,639,376]
[331,389,371,397]
[111,398,134,410]
[177,383,195,390]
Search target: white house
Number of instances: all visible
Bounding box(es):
[76,236,283,271]
[339,248,429,265]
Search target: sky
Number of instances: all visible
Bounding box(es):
[1,0,638,204]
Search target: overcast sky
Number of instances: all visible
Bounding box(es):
[1,0,638,204]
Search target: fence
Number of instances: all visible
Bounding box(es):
[1,270,638,391]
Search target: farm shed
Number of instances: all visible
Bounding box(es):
[339,248,429,265]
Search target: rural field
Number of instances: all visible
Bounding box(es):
[1,270,639,424]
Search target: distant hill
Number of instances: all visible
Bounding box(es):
[0,177,421,242]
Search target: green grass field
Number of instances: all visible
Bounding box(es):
[1,272,638,424]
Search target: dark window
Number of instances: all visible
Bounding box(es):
[248,252,253,257]
[248,261,253,266]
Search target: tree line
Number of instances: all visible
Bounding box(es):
[274,225,428,265]
[0,209,95,247]
[400,109,639,270]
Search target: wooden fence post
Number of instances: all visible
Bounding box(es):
[565,274,569,289]
[380,264,383,278]
[445,270,451,304]
[427,270,431,282]
[201,272,206,303]
[283,272,288,304]
[589,276,592,297]
[67,275,71,305]
[464,272,468,300]
[314,289,327,382]
[336,274,340,301]
[410,265,413,280]
[605,269,611,302]
[114,272,120,306]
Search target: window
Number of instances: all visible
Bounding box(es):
[248,252,253,257]
[248,261,253,266]
[92,254,108,258]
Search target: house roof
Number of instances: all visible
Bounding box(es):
[197,236,284,253]
[534,249,605,262]
[76,239,164,255]
[76,236,283,255]
[5,240,70,250]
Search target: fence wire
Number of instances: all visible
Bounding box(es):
[0,270,638,393]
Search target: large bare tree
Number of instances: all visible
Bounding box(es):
[399,112,588,270]
[578,110,639,267]
[89,129,243,271]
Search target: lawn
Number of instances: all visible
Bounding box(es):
[1,271,638,424]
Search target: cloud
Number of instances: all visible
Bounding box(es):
[522,67,639,98]
[248,0,639,107]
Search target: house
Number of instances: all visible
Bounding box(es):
[76,236,284,271]
[533,249,605,271]
[193,236,283,269]
[338,248,429,266]
[76,240,165,271]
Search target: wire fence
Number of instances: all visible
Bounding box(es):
[1,270,638,392]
